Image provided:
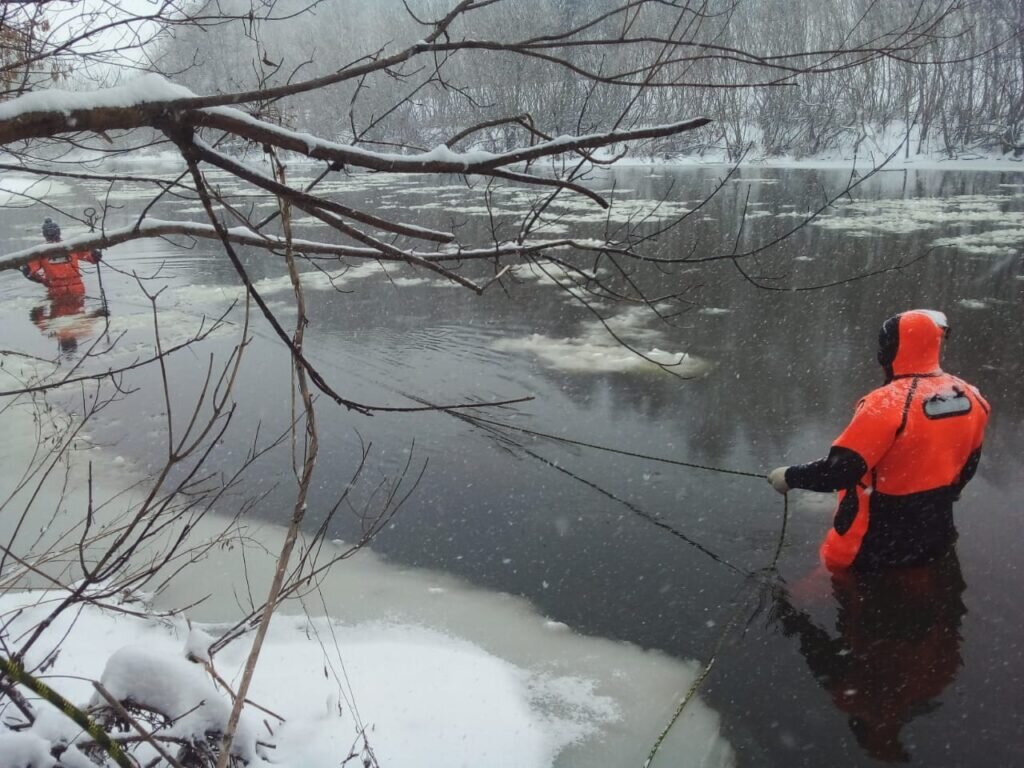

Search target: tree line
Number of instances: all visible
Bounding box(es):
[149,0,1023,160]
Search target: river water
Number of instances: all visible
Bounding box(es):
[1,162,1022,766]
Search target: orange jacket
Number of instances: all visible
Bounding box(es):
[789,311,990,569]
[23,250,99,296]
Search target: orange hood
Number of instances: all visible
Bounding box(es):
[877,309,948,381]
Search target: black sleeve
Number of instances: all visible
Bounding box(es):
[785,446,868,492]
[953,447,983,498]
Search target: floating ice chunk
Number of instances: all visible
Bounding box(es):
[933,227,1024,255]
[494,334,709,375]
[957,298,989,310]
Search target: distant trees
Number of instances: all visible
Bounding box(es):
[151,0,1024,159]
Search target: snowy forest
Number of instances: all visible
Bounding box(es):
[0,1,1022,767]
[99,0,1024,159]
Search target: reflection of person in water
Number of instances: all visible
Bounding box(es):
[773,549,966,762]
[29,294,106,356]
[23,218,106,355]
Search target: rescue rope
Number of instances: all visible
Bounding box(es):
[505,432,753,578]
[324,369,790,766]
[84,206,111,340]
[466,414,765,479]
[643,493,789,768]
[95,259,110,330]
[460,411,792,767]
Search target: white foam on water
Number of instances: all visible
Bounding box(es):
[171,261,391,308]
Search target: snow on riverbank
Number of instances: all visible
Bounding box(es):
[0,367,733,768]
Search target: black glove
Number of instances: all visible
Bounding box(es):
[92,249,103,261]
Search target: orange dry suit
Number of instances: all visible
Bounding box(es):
[785,310,989,570]
[22,249,100,297]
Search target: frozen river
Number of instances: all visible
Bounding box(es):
[1,161,1022,766]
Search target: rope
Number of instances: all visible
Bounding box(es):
[467,415,764,479]
[512,436,752,578]
[387,392,787,766]
[641,588,752,768]
[462,410,792,767]
[643,493,790,768]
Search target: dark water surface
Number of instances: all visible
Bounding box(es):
[2,163,1022,766]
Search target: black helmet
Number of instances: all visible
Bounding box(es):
[42,217,61,242]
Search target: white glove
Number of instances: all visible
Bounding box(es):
[767,466,790,494]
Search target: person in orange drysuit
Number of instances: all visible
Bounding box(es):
[770,549,966,762]
[768,309,989,570]
[22,217,102,296]
[23,218,106,355]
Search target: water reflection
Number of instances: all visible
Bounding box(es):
[772,550,965,763]
[29,291,106,357]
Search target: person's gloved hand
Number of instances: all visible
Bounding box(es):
[767,466,790,494]
[91,249,103,261]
